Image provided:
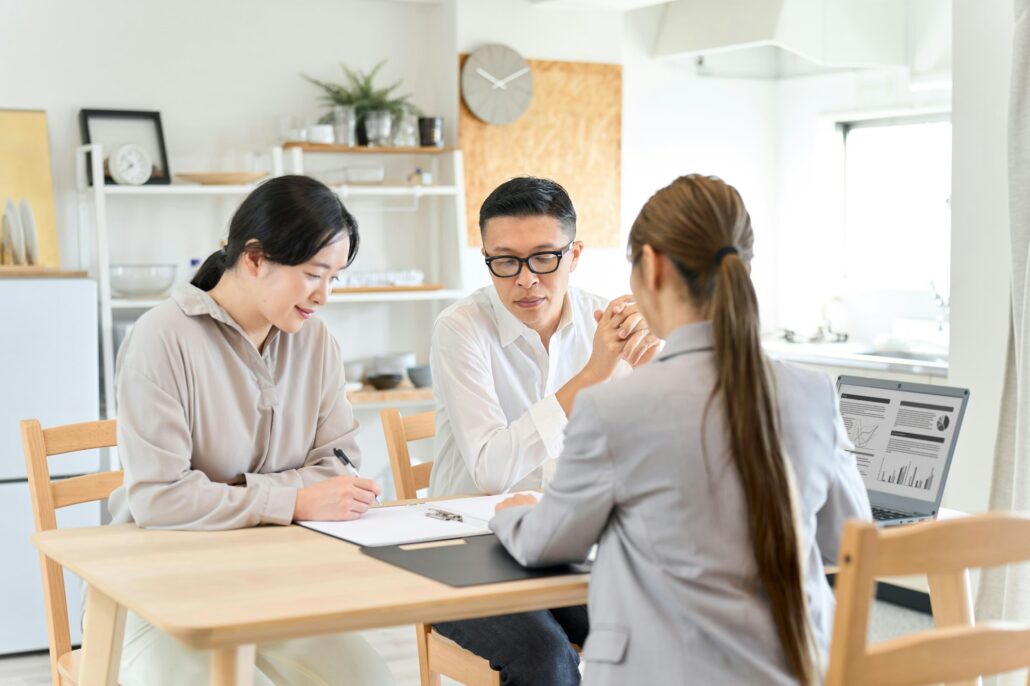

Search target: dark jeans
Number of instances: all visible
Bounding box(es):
[433,605,589,686]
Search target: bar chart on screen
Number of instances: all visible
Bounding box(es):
[876,461,935,491]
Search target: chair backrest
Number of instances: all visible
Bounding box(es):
[380,409,435,501]
[826,513,1030,686]
[20,418,122,686]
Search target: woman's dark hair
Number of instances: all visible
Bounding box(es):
[628,175,816,685]
[479,176,577,240]
[191,175,359,291]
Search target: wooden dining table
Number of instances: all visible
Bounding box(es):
[32,521,589,686]
[33,507,970,685]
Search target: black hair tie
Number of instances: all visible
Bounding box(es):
[714,245,738,266]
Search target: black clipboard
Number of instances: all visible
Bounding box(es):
[360,533,589,587]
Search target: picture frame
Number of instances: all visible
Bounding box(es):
[79,109,171,185]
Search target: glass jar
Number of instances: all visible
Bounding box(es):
[332,105,357,147]
[363,110,393,147]
[392,112,419,147]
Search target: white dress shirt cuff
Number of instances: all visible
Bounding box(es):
[527,394,569,459]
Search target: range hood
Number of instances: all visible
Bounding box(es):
[653,0,908,78]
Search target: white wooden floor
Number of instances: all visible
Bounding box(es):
[0,603,930,685]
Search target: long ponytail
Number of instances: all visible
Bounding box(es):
[629,175,815,685]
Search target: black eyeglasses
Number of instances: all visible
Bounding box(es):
[484,242,574,278]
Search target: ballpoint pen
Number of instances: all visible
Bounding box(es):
[333,447,381,504]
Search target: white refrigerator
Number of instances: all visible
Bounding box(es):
[0,278,100,654]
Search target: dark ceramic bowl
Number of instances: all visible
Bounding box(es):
[407,364,432,388]
[367,373,403,391]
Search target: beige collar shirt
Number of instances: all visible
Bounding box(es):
[107,284,360,530]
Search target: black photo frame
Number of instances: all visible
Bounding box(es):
[79,109,171,185]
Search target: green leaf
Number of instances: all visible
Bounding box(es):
[302,59,419,124]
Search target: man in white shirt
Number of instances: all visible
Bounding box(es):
[428,177,659,685]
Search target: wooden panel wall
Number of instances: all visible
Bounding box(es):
[459,58,622,247]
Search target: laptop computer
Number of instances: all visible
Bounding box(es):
[836,375,970,527]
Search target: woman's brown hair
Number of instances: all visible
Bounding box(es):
[628,174,815,685]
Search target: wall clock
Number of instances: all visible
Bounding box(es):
[461,44,534,125]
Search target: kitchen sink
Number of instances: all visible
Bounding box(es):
[857,349,949,363]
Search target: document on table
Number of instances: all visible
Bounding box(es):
[298,492,540,547]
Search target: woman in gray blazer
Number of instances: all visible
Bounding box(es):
[492,174,870,685]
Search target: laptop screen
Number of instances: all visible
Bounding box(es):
[837,380,965,505]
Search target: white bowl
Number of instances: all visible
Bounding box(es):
[375,352,416,376]
[110,264,177,298]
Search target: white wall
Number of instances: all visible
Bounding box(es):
[946,0,1012,514]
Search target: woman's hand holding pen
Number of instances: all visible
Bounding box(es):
[293,476,382,521]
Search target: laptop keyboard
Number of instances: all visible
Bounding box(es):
[872,506,912,521]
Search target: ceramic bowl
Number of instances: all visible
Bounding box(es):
[109,264,177,297]
[367,373,403,391]
[374,352,417,376]
[407,364,432,388]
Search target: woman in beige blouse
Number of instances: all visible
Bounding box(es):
[107,175,393,685]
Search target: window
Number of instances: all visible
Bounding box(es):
[841,116,951,298]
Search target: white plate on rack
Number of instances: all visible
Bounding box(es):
[3,199,25,265]
[19,199,38,265]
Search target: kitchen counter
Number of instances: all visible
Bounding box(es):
[762,340,948,378]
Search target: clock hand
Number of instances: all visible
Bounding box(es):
[494,66,530,89]
[476,67,506,89]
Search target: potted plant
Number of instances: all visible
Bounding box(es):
[303,61,421,146]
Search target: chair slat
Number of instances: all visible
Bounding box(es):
[411,462,433,493]
[51,471,124,509]
[860,623,1030,686]
[42,420,117,456]
[403,412,436,443]
[875,513,1030,576]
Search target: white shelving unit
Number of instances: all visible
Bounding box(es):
[76,143,468,420]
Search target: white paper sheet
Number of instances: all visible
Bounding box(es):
[429,492,540,523]
[297,492,540,547]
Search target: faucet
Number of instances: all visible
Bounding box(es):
[929,281,950,332]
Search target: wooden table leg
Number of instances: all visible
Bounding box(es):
[78,585,127,686]
[210,644,256,686]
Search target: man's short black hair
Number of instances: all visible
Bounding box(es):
[479,177,577,240]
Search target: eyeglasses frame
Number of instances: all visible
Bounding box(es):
[483,241,576,278]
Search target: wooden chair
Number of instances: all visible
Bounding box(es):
[381,408,501,686]
[827,513,1030,686]
[21,418,123,686]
